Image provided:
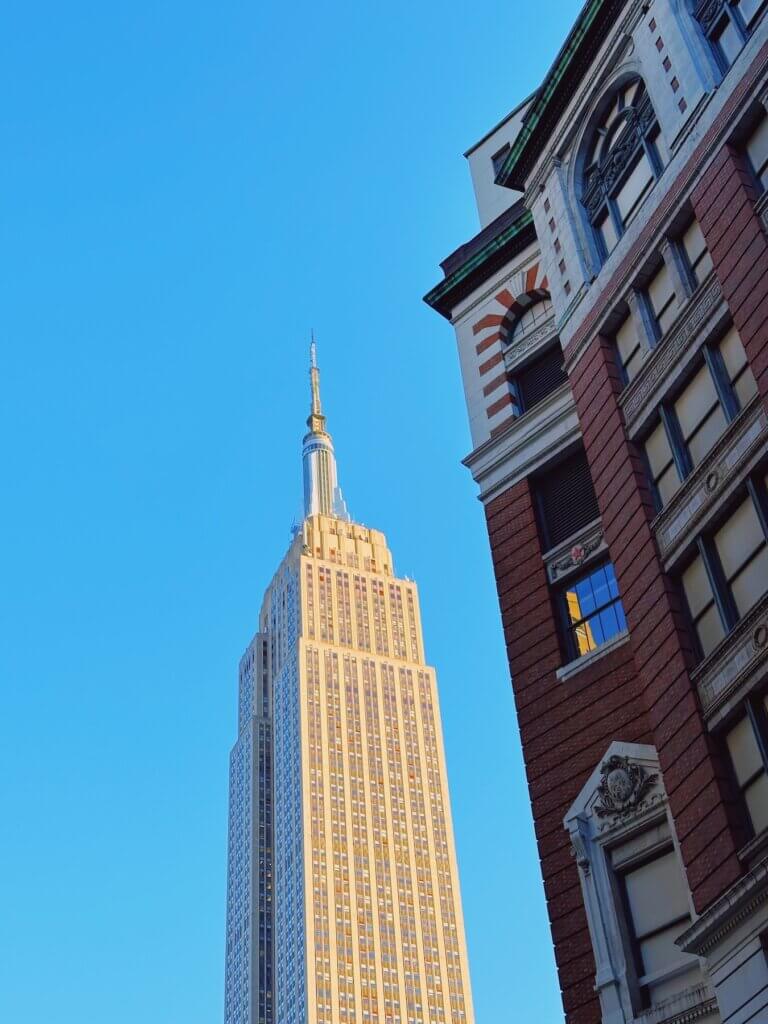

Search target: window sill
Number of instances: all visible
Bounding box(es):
[556,630,630,682]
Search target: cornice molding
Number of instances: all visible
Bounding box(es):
[423,212,534,319]
[463,383,579,503]
[676,855,768,957]
[693,592,768,720]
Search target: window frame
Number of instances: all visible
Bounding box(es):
[581,80,665,263]
[644,330,753,512]
[681,475,768,660]
[556,558,628,663]
[614,843,695,1010]
[510,341,568,415]
[694,0,766,73]
[724,693,768,839]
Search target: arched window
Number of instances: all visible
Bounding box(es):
[504,297,567,414]
[509,297,553,343]
[581,79,666,260]
[694,0,766,71]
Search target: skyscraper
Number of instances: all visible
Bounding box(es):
[225,345,475,1024]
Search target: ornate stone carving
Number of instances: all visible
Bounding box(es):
[695,0,724,33]
[582,92,655,221]
[503,316,558,373]
[621,275,723,434]
[546,521,604,583]
[570,831,590,875]
[696,594,768,717]
[594,756,658,821]
[550,536,601,578]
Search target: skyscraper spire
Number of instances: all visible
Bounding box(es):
[301,335,349,521]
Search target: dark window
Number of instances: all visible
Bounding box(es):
[581,79,666,261]
[535,449,601,549]
[514,345,568,413]
[560,561,627,659]
[491,143,511,178]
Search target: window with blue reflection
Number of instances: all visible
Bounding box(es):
[562,562,627,660]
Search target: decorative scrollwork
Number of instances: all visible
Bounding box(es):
[594,756,658,820]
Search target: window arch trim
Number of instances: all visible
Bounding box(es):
[580,78,665,258]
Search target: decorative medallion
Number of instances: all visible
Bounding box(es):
[594,755,658,820]
[705,471,720,494]
[549,533,603,581]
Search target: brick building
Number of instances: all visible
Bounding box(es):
[425,2,768,1021]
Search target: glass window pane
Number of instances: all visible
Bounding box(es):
[747,114,768,190]
[726,715,763,787]
[640,923,692,976]
[734,367,759,408]
[697,602,726,656]
[647,262,676,334]
[658,464,682,506]
[713,14,744,66]
[616,153,655,226]
[682,555,715,618]
[735,0,766,28]
[682,219,713,285]
[674,365,720,442]
[616,315,643,378]
[720,324,758,408]
[714,496,764,579]
[598,211,619,255]
[624,849,690,938]
[591,566,611,607]
[731,544,768,617]
[719,325,747,378]
[745,771,768,834]
[682,219,707,269]
[687,404,728,466]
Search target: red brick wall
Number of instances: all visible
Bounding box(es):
[485,480,651,1024]
[565,333,747,914]
[691,143,768,406]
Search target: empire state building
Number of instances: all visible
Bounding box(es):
[224,343,475,1024]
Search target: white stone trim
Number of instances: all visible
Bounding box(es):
[676,855,768,957]
[463,383,580,503]
[564,742,714,1024]
[556,630,631,681]
[693,591,768,725]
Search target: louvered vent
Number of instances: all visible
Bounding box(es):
[536,450,600,549]
[517,345,568,412]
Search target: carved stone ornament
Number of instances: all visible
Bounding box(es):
[594,755,658,820]
[549,534,603,580]
[695,0,724,33]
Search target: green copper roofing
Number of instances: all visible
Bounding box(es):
[424,209,533,311]
[497,0,606,188]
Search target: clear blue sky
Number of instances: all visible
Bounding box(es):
[0,2,582,1020]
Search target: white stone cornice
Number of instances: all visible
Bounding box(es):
[463,383,580,503]
[676,855,768,957]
